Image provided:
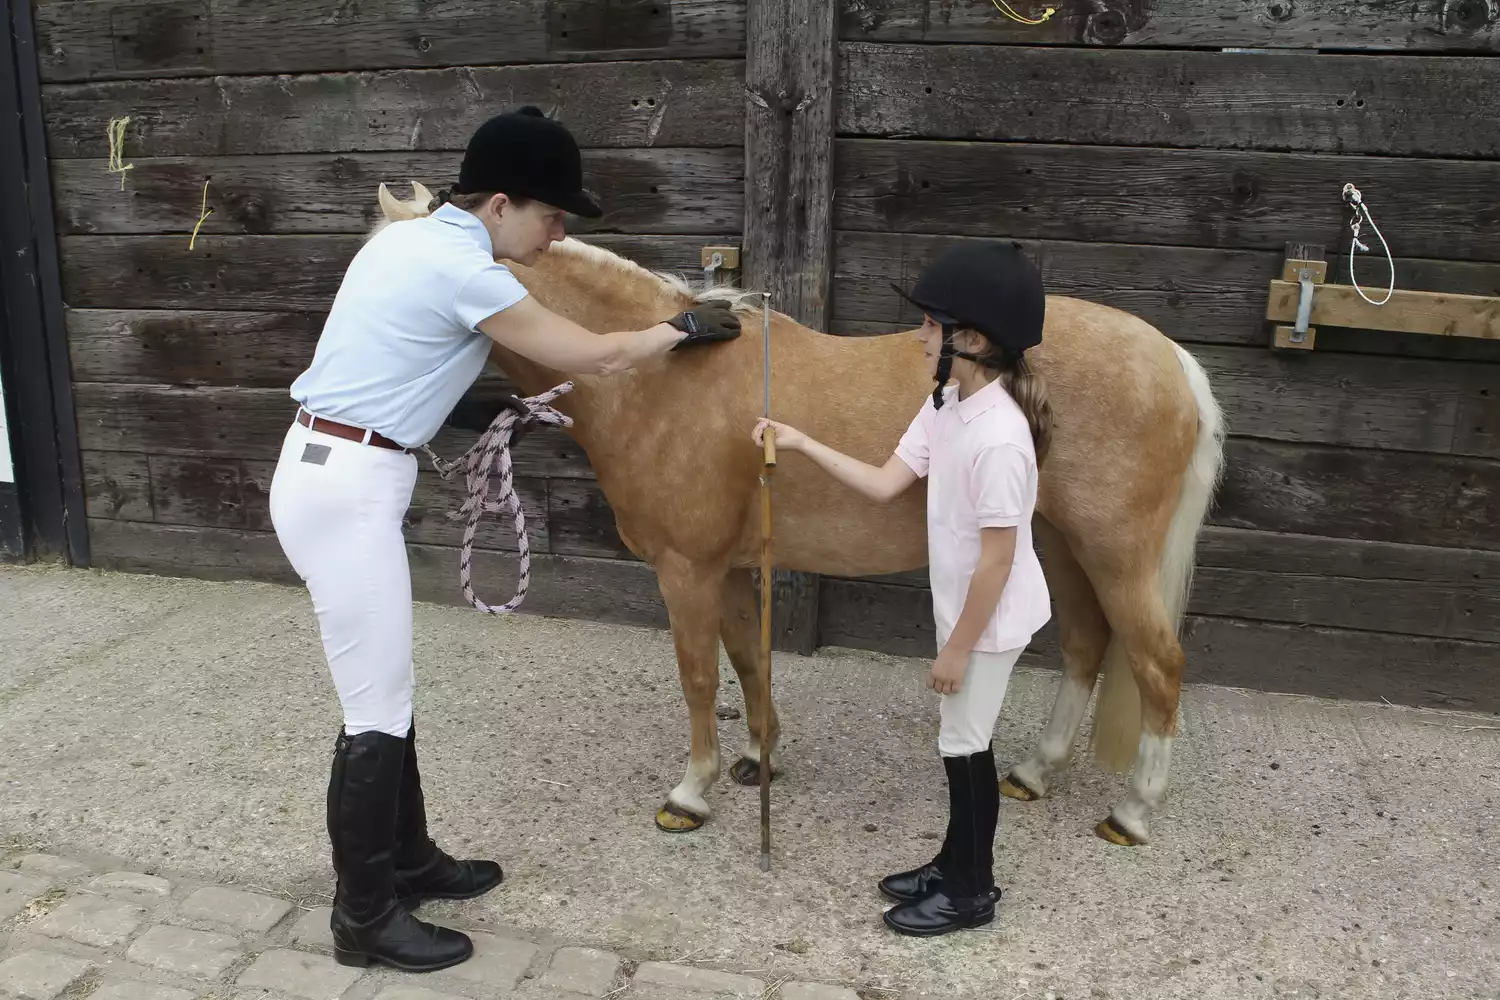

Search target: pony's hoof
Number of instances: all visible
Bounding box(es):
[999,773,1041,802]
[1094,816,1145,847]
[730,757,773,786]
[655,801,707,833]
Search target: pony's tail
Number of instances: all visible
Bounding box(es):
[1090,343,1226,772]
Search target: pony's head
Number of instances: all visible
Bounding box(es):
[371,181,436,239]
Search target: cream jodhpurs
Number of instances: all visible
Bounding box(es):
[938,647,1024,756]
[269,417,419,738]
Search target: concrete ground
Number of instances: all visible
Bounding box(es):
[1,564,1496,1000]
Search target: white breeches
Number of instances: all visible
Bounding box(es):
[938,647,1024,756]
[269,417,419,738]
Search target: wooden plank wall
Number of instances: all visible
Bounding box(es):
[34,0,745,623]
[827,0,1500,712]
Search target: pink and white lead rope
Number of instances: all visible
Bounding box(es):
[421,381,575,614]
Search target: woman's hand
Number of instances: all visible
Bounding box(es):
[753,418,806,453]
[927,644,970,696]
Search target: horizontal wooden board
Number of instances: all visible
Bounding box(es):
[79,451,550,551]
[548,479,635,559]
[819,581,1500,712]
[83,450,153,521]
[86,517,671,629]
[51,148,744,236]
[837,525,1500,644]
[42,59,743,158]
[67,309,325,385]
[833,231,1500,363]
[34,0,747,82]
[73,384,597,477]
[1267,280,1500,340]
[1213,438,1500,552]
[833,139,1500,262]
[839,0,1500,52]
[837,43,1500,158]
[57,234,733,310]
[1189,345,1500,459]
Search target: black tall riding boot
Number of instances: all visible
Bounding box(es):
[327,729,474,971]
[878,795,956,903]
[883,747,999,937]
[393,724,504,908]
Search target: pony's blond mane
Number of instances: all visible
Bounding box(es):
[371,182,765,317]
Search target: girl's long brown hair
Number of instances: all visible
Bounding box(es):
[976,341,1052,466]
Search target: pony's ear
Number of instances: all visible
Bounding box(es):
[411,181,434,208]
[378,182,408,222]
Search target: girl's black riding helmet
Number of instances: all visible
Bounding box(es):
[891,241,1046,407]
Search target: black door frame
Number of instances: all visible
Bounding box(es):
[0,0,88,566]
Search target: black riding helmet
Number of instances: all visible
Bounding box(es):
[450,105,603,218]
[891,241,1045,408]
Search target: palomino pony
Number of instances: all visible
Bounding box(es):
[374,182,1225,846]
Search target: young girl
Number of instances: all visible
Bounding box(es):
[753,240,1052,937]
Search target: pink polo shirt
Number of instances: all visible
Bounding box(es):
[895,379,1051,655]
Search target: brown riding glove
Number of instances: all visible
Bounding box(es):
[667,301,743,350]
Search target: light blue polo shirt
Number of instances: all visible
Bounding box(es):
[289,203,529,448]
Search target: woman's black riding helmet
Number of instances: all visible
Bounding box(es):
[892,241,1045,408]
[450,105,603,219]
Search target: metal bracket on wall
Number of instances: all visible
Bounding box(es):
[1267,247,1500,350]
[1272,258,1328,350]
[701,244,741,292]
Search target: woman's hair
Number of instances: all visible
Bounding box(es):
[972,335,1053,465]
[427,189,531,214]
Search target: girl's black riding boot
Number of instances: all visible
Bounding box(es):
[393,724,504,909]
[328,729,473,971]
[883,748,999,937]
[878,796,956,903]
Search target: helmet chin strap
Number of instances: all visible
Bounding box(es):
[932,325,984,409]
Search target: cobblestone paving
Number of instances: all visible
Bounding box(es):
[0,855,865,1000]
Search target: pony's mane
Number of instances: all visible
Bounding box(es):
[368,188,765,317]
[549,237,766,316]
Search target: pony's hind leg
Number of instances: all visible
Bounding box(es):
[1090,573,1186,846]
[719,569,781,787]
[1002,522,1111,802]
[653,552,728,833]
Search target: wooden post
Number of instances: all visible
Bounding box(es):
[743,0,835,656]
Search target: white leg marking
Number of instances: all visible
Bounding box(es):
[1011,676,1093,796]
[1110,732,1173,843]
[667,751,720,818]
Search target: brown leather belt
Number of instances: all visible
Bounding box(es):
[297,409,408,452]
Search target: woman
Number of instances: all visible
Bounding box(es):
[753,241,1052,937]
[269,106,741,973]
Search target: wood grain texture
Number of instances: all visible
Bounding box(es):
[1267,281,1500,340]
[547,478,635,559]
[837,43,1500,158]
[817,581,1500,712]
[744,0,838,656]
[73,383,597,477]
[833,231,1500,363]
[1188,344,1500,458]
[86,517,672,628]
[34,0,747,82]
[833,138,1500,262]
[66,309,325,385]
[1213,438,1500,552]
[838,0,1500,52]
[50,149,745,236]
[41,59,743,158]
[82,450,153,521]
[57,234,735,310]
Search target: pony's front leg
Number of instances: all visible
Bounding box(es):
[719,569,780,787]
[653,552,727,833]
